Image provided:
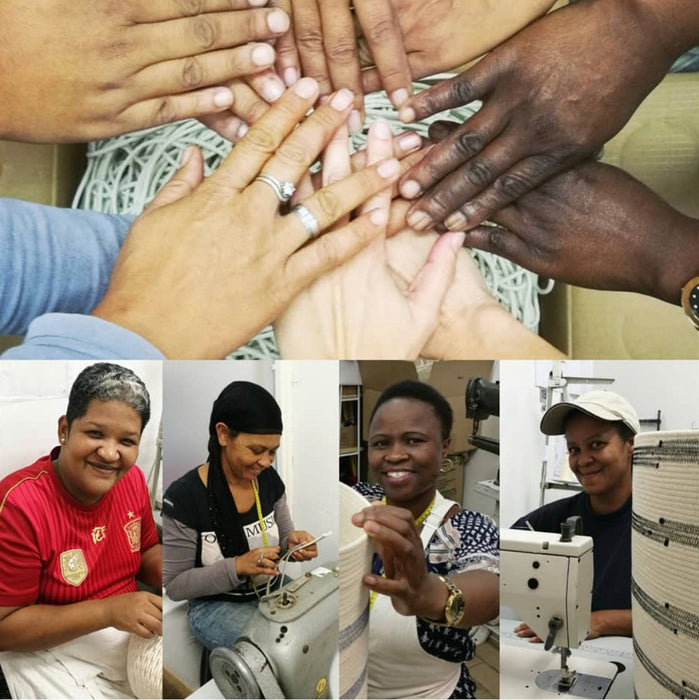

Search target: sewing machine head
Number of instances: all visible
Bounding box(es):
[210,563,339,699]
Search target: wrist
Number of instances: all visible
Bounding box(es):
[650,216,699,305]
[415,574,450,621]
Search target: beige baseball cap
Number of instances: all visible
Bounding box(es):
[540,390,640,436]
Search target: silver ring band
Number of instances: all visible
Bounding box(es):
[257,555,263,566]
[291,204,320,239]
[254,174,296,203]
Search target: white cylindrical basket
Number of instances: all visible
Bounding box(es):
[339,484,373,699]
[632,430,699,699]
[127,632,163,699]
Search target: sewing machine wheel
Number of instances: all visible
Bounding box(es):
[210,647,263,699]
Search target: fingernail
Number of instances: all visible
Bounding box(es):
[212,87,233,108]
[400,179,421,199]
[398,132,421,152]
[370,208,388,226]
[283,67,298,87]
[391,88,409,108]
[377,159,400,178]
[267,9,289,33]
[349,109,363,134]
[371,119,392,141]
[407,210,432,231]
[252,43,275,67]
[237,122,249,139]
[449,231,466,251]
[331,89,354,111]
[249,0,267,6]
[446,212,467,230]
[294,77,318,99]
[351,513,364,525]
[263,79,285,102]
[399,106,416,123]
[179,145,195,167]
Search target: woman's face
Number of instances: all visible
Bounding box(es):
[57,399,142,504]
[368,397,449,505]
[216,425,280,482]
[565,413,633,496]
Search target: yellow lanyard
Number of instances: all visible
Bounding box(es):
[369,494,436,610]
[251,478,268,547]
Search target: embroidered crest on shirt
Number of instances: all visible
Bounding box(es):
[60,549,88,586]
[124,516,142,552]
[91,525,107,544]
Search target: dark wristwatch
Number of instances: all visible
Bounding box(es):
[423,575,465,627]
[681,275,699,330]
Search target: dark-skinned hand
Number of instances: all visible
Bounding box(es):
[462,161,699,305]
[398,0,698,232]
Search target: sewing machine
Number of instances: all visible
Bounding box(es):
[500,521,624,698]
[208,563,339,699]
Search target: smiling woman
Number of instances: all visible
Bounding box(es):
[0,363,162,699]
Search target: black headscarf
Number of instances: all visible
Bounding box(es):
[206,382,283,558]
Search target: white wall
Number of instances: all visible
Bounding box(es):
[0,361,162,487]
[500,360,699,526]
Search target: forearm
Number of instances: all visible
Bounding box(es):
[165,558,242,601]
[138,544,163,592]
[633,0,699,61]
[274,494,295,550]
[590,608,632,638]
[0,600,111,652]
[653,215,699,305]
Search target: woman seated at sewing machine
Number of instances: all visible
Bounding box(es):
[162,381,317,652]
[512,390,637,640]
[0,363,161,699]
[352,380,499,699]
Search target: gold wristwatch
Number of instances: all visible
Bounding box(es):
[681,275,699,330]
[423,575,465,627]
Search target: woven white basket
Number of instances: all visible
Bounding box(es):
[126,632,163,699]
[631,430,699,699]
[339,484,373,699]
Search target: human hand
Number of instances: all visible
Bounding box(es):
[105,592,162,638]
[359,0,554,93]
[235,546,281,578]
[462,161,699,305]
[351,504,446,619]
[273,0,412,123]
[93,79,403,358]
[0,0,291,143]
[398,0,681,232]
[514,622,543,643]
[275,119,463,359]
[287,531,318,561]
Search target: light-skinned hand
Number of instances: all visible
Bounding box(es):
[235,546,281,578]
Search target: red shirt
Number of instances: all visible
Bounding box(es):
[0,449,158,607]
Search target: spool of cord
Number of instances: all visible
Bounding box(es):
[73,75,552,359]
[126,632,162,699]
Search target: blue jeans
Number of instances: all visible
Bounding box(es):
[187,598,259,651]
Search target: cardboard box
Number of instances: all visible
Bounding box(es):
[540,72,699,358]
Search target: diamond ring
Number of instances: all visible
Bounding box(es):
[255,174,296,204]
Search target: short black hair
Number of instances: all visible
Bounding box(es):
[66,363,151,433]
[369,380,452,440]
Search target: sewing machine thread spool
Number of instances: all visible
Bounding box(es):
[339,484,372,699]
[631,430,699,699]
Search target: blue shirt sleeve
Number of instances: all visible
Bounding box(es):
[0,198,133,335]
[1,313,164,359]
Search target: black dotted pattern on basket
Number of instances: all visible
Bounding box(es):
[633,438,699,468]
[634,638,699,699]
[632,511,699,550]
[632,578,699,641]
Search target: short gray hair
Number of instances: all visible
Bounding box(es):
[66,363,151,433]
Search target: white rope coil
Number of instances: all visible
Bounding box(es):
[73,75,551,359]
[126,632,162,699]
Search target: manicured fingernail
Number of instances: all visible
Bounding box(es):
[377,159,400,178]
[249,0,267,6]
[252,43,275,67]
[449,231,466,251]
[237,122,249,139]
[400,179,422,199]
[391,88,409,108]
[294,77,318,99]
[331,89,354,111]
[446,212,467,230]
[179,145,195,167]
[399,106,416,123]
[398,132,421,152]
[212,87,233,108]
[349,109,363,134]
[407,210,432,231]
[370,208,389,225]
[371,119,392,140]
[263,79,285,102]
[267,9,289,33]
[283,67,298,87]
